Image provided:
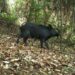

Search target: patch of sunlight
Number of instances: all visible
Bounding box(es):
[16,17,27,26]
[8,0,15,9]
[9,0,15,5]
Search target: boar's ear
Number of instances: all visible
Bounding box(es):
[55,28,60,36]
[48,24,53,29]
[56,28,60,32]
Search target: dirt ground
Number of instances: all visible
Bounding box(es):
[0,26,75,75]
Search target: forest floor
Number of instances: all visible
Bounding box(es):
[0,26,75,75]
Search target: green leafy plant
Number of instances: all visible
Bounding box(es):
[0,12,17,25]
